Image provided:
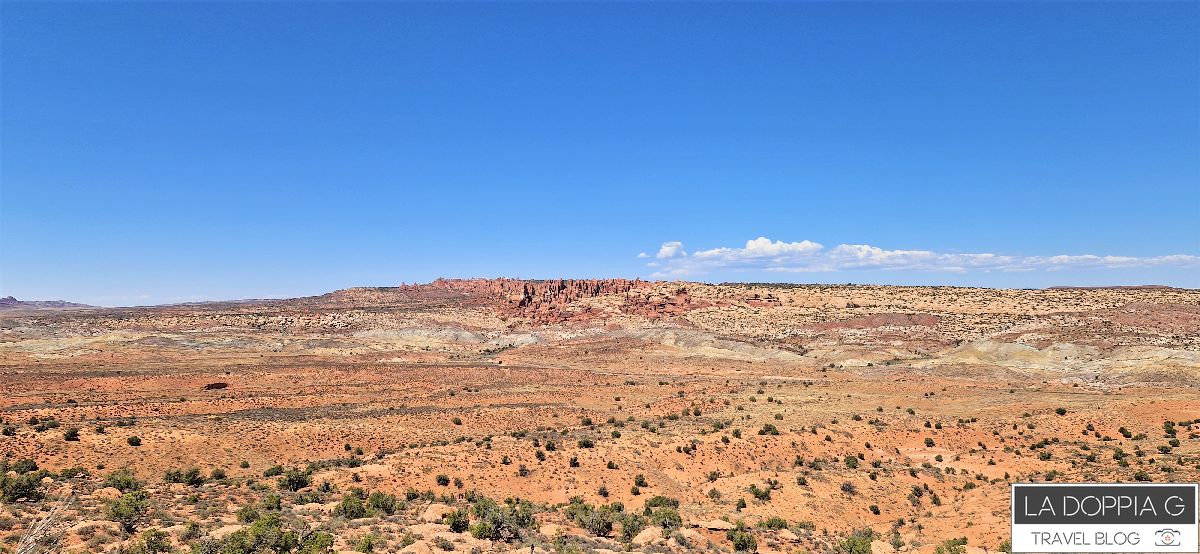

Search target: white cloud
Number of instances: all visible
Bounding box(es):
[656,241,685,259]
[642,236,1200,278]
[636,252,649,258]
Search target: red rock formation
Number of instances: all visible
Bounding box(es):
[394,278,718,324]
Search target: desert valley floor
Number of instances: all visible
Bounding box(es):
[1,279,1198,553]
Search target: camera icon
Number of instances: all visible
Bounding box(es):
[1155,529,1181,547]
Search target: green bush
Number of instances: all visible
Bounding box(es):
[236,504,260,523]
[262,493,282,511]
[108,490,150,532]
[367,491,397,515]
[649,507,681,533]
[0,471,46,502]
[192,512,333,554]
[446,508,470,532]
[104,469,142,492]
[727,526,757,552]
[279,468,311,491]
[644,495,678,509]
[334,493,368,519]
[468,496,535,542]
[758,516,787,529]
[935,538,968,554]
[838,528,879,554]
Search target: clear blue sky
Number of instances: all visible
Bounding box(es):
[2,2,1197,305]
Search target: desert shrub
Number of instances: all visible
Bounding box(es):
[581,508,614,537]
[199,512,332,554]
[436,474,451,486]
[839,528,880,554]
[109,490,150,532]
[758,516,787,530]
[469,496,535,542]
[935,537,968,554]
[181,520,203,541]
[644,495,678,509]
[210,468,227,480]
[63,427,80,441]
[633,474,648,487]
[736,498,747,510]
[59,466,88,478]
[355,533,381,553]
[334,493,368,519]
[748,484,771,501]
[367,491,397,515]
[262,493,282,511]
[578,438,595,448]
[727,525,757,552]
[446,507,470,532]
[263,465,285,477]
[619,512,647,542]
[183,467,206,486]
[121,527,171,553]
[279,468,311,491]
[924,438,935,447]
[127,436,142,446]
[649,507,681,533]
[0,471,46,502]
[758,424,779,435]
[236,504,260,523]
[105,469,143,492]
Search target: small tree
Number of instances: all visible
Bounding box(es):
[108,490,150,532]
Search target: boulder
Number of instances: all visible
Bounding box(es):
[407,522,451,536]
[675,528,707,547]
[632,526,663,545]
[420,503,455,523]
[92,487,122,501]
[210,524,245,539]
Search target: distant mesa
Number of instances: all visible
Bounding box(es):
[1046,285,1179,290]
[0,296,93,311]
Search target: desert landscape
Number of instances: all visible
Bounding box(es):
[0,279,1196,554]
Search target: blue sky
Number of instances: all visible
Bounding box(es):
[2,2,1197,306]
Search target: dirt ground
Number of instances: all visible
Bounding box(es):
[1,280,1197,553]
